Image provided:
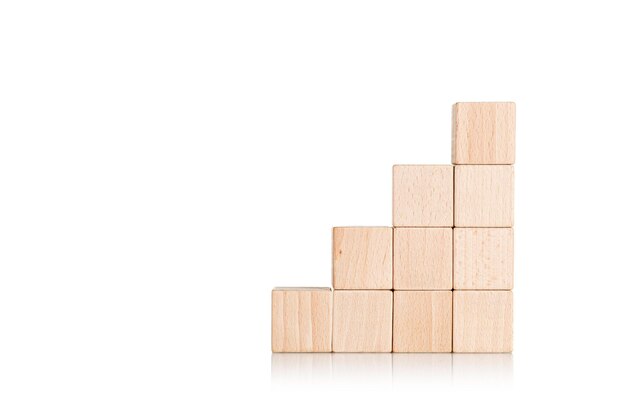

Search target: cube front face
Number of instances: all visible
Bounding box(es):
[393,227,452,290]
[333,227,392,290]
[272,288,332,352]
[393,291,452,353]
[454,165,514,227]
[453,291,513,353]
[454,228,514,290]
[393,165,453,227]
[332,290,393,352]
[452,102,515,165]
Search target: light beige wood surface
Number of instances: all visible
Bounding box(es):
[452,102,515,164]
[272,288,332,352]
[332,290,393,352]
[393,291,452,352]
[453,290,513,353]
[393,165,453,227]
[333,227,392,289]
[454,228,514,290]
[393,227,452,290]
[454,165,514,227]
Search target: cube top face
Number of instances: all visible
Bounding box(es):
[453,291,513,353]
[393,227,452,290]
[272,288,332,352]
[332,290,393,352]
[333,227,392,290]
[454,165,514,227]
[393,291,452,353]
[393,165,453,227]
[452,102,515,165]
[454,228,514,290]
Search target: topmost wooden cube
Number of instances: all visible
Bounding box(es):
[452,102,516,165]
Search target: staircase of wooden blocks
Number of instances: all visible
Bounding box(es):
[272,102,515,353]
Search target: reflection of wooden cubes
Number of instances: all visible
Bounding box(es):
[453,291,513,353]
[393,291,452,352]
[332,354,393,384]
[392,353,452,383]
[333,290,393,352]
[272,288,332,352]
[454,228,514,290]
[333,227,392,289]
[393,228,452,290]
[271,353,332,383]
[452,102,515,164]
[454,165,514,227]
[393,165,453,227]
[452,353,513,383]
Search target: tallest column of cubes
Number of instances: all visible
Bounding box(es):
[452,102,515,353]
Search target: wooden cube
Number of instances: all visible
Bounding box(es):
[452,102,515,164]
[333,227,392,289]
[454,228,514,290]
[453,291,513,353]
[393,165,453,227]
[272,288,332,352]
[393,291,452,352]
[393,228,452,290]
[332,290,393,352]
[454,165,514,227]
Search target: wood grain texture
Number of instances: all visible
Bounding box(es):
[393,291,452,352]
[452,102,515,164]
[333,227,392,289]
[393,227,452,290]
[332,290,393,352]
[454,165,514,227]
[454,228,514,290]
[453,291,513,353]
[272,288,332,352]
[393,165,453,227]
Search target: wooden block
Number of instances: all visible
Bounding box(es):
[453,291,513,353]
[332,290,392,352]
[393,165,453,227]
[454,165,514,227]
[454,228,514,290]
[452,102,515,164]
[393,291,452,352]
[272,288,332,352]
[393,227,452,290]
[333,227,392,289]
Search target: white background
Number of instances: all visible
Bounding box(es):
[1,1,625,415]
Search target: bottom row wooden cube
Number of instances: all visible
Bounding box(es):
[453,290,513,353]
[272,288,332,352]
[393,291,452,352]
[272,288,512,353]
[333,290,393,352]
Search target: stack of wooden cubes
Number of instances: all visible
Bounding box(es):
[272,102,514,353]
